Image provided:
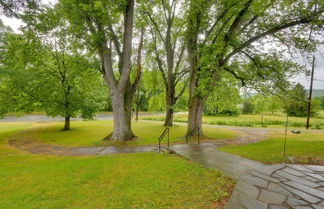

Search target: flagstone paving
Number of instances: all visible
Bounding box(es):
[168,144,324,209]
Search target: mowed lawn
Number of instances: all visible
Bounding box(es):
[141,111,324,129]
[10,120,241,147]
[0,122,234,209]
[220,131,324,165]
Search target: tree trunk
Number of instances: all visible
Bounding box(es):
[135,104,139,121]
[164,87,175,126]
[108,86,135,141]
[63,115,71,131]
[164,106,174,126]
[187,95,203,136]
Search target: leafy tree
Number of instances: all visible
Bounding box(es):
[140,69,164,112]
[252,94,267,127]
[242,100,254,114]
[0,0,39,17]
[311,98,322,114]
[185,0,323,135]
[316,96,324,110]
[133,84,149,121]
[144,0,189,126]
[266,96,282,114]
[1,7,107,130]
[59,0,145,140]
[0,19,14,118]
[204,76,240,116]
[284,83,316,117]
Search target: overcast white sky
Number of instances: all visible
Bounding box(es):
[1,3,323,90]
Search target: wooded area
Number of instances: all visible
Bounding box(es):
[0,0,323,140]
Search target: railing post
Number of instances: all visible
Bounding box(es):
[167,130,170,147]
[159,139,161,152]
[198,128,200,144]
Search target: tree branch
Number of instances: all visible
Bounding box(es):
[222,16,322,65]
[132,28,145,93]
[222,66,246,87]
[146,11,166,44]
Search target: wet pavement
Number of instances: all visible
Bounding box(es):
[169,143,264,180]
[168,144,324,209]
[14,143,158,156]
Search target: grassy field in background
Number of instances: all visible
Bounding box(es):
[9,120,241,147]
[141,111,324,129]
[0,122,234,209]
[220,131,324,165]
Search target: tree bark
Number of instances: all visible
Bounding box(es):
[63,115,71,131]
[148,3,187,127]
[164,85,176,126]
[186,2,202,136]
[98,0,136,141]
[135,105,139,121]
[109,86,135,141]
[164,106,174,126]
[187,94,203,136]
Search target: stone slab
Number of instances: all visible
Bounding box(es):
[258,189,286,204]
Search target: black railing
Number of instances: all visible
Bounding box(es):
[186,127,200,144]
[158,128,170,152]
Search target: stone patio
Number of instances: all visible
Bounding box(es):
[227,164,324,209]
[168,143,324,209]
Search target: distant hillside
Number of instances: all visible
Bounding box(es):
[241,89,324,98]
[307,89,324,98]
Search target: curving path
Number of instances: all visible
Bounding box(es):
[3,116,324,208]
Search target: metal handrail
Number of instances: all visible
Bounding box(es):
[158,128,170,152]
[186,127,200,144]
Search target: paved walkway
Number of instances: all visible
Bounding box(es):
[9,141,158,156]
[168,143,264,180]
[168,144,324,209]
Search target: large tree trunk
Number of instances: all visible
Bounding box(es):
[135,104,139,121]
[186,10,203,136]
[187,94,203,136]
[164,87,175,126]
[99,0,136,141]
[109,87,135,141]
[164,106,174,126]
[63,115,71,131]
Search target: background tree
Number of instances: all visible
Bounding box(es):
[242,100,254,114]
[145,0,189,126]
[266,96,282,114]
[185,0,323,135]
[1,7,107,130]
[284,83,320,117]
[0,0,39,17]
[0,19,14,118]
[204,75,241,116]
[253,94,267,127]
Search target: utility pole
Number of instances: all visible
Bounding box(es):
[306,56,315,129]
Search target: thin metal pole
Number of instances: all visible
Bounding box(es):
[198,128,200,144]
[167,130,170,147]
[306,56,315,129]
[159,139,161,152]
[283,113,288,157]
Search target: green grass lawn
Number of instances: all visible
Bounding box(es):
[141,111,324,130]
[220,131,324,165]
[11,120,241,147]
[0,122,234,209]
